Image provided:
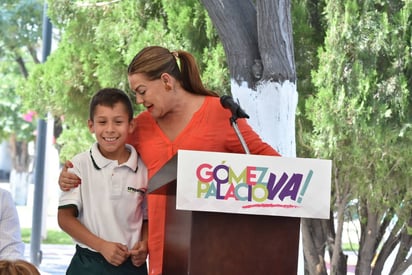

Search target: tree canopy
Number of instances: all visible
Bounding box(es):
[0,0,43,171]
[22,0,228,160]
[306,0,412,273]
[0,0,43,141]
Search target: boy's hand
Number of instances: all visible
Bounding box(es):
[130,240,148,267]
[99,241,129,266]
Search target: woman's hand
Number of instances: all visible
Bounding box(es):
[58,160,81,191]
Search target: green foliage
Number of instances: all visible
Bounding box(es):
[21,228,74,245]
[201,44,229,95]
[22,0,227,162]
[0,0,43,144]
[57,122,95,162]
[306,0,412,268]
[309,0,411,194]
[292,0,326,157]
[0,66,37,142]
[0,0,43,55]
[162,1,209,57]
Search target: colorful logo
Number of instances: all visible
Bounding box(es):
[195,162,314,209]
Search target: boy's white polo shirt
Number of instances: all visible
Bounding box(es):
[58,142,148,251]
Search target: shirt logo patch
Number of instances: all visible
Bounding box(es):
[127,187,146,194]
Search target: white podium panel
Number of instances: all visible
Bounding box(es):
[177,150,331,219]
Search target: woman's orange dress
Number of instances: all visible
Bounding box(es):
[127,96,280,275]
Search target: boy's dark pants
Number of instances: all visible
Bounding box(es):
[66,245,147,275]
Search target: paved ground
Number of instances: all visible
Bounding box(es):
[24,244,74,275]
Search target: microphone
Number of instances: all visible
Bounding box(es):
[220,95,249,119]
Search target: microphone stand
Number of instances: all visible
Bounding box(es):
[221,95,251,154]
[229,115,250,155]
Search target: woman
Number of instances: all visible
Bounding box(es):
[59,46,280,275]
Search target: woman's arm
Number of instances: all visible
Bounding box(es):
[58,161,81,191]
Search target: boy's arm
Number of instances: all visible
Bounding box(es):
[57,207,129,266]
[130,219,148,267]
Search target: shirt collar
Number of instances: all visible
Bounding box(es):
[90,142,139,172]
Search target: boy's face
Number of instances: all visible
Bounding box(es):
[88,102,134,160]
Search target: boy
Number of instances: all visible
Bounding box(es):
[58,88,148,275]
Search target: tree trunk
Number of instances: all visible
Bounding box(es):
[15,55,29,78]
[356,206,379,275]
[388,217,412,275]
[202,0,300,273]
[371,213,400,275]
[233,81,297,157]
[330,194,348,275]
[8,134,32,205]
[256,0,296,83]
[9,134,31,173]
[201,0,259,86]
[9,169,31,206]
[301,217,329,275]
[201,0,297,156]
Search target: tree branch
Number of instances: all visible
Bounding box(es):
[76,0,121,8]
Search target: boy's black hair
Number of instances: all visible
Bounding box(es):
[89,88,134,121]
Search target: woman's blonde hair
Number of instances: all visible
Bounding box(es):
[128,46,218,97]
[0,259,40,275]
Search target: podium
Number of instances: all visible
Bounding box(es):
[149,155,301,275]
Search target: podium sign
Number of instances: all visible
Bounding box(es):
[177,149,331,219]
